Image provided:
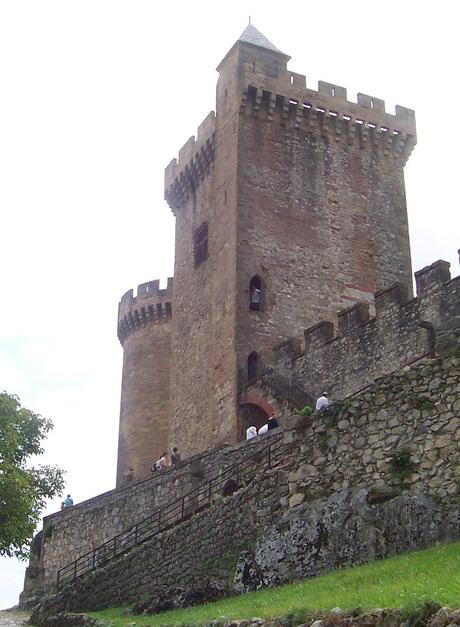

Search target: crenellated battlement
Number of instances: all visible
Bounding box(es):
[117,277,174,345]
[164,111,216,213]
[273,257,460,400]
[239,60,416,162]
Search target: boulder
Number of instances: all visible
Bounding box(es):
[234,487,447,592]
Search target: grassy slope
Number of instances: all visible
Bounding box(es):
[90,541,460,626]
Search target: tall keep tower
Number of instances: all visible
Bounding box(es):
[164,25,416,456]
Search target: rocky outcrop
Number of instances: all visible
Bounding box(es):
[130,572,233,615]
[234,487,455,591]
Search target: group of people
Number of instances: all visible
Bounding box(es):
[151,446,181,472]
[123,394,331,480]
[120,446,182,485]
[245,393,331,441]
[246,414,279,440]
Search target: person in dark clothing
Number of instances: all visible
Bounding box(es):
[171,446,181,466]
[267,415,279,430]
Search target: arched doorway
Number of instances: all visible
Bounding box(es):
[238,394,275,440]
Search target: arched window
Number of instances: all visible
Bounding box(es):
[249,275,262,311]
[247,352,259,383]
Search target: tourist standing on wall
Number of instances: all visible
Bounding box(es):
[63,494,73,508]
[122,467,135,484]
[152,452,167,472]
[268,414,279,430]
[315,393,330,412]
[246,425,257,440]
[171,447,181,465]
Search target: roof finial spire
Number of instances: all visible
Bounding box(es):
[248,16,251,25]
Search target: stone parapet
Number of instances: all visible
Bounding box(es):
[164,111,216,212]
[117,277,173,345]
[239,61,416,163]
[273,258,460,400]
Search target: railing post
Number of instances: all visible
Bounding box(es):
[92,551,96,570]
[158,509,161,531]
[113,537,117,559]
[73,560,77,583]
[181,496,185,519]
[134,524,138,544]
[208,481,212,505]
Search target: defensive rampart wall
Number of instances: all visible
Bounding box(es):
[30,349,459,620]
[23,433,280,596]
[273,260,460,401]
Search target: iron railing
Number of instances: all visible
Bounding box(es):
[238,361,314,409]
[56,432,286,590]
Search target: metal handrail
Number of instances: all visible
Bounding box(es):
[238,361,314,409]
[56,432,286,590]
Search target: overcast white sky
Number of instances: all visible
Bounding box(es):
[0,0,459,609]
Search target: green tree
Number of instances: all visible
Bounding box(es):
[0,391,65,558]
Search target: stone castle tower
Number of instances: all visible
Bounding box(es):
[116,24,417,486]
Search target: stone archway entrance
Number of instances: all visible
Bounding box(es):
[238,394,275,439]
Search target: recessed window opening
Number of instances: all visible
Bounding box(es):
[343,114,351,121]
[356,119,364,125]
[329,111,338,117]
[316,107,325,113]
[302,102,312,109]
[289,98,298,105]
[368,122,377,128]
[225,88,228,98]
[193,222,208,267]
[252,61,256,72]
[393,130,400,136]
[247,352,259,383]
[156,304,162,317]
[380,126,389,132]
[224,190,227,203]
[191,184,197,212]
[249,275,262,311]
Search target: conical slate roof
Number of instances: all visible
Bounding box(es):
[238,23,286,56]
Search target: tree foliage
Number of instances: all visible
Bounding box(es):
[0,391,65,558]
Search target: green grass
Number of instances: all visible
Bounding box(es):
[90,541,460,626]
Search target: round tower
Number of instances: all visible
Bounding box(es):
[116,277,173,487]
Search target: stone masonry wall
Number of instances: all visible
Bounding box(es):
[29,349,459,618]
[235,81,414,374]
[31,461,290,621]
[272,260,460,401]
[26,432,281,595]
[116,278,173,486]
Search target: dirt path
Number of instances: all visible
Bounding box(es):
[0,610,30,626]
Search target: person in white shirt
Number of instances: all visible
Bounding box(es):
[246,425,257,440]
[315,392,330,412]
[258,423,268,435]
